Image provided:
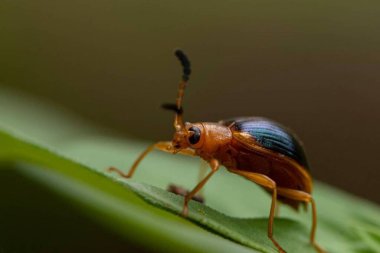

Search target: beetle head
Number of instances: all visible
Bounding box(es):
[170,122,205,152]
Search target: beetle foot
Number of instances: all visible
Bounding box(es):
[181,205,189,217]
[107,166,132,179]
[269,237,287,253]
[312,242,326,253]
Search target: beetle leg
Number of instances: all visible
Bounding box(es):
[274,202,280,217]
[181,159,219,217]
[196,159,209,198]
[167,184,205,203]
[277,188,326,253]
[168,160,208,204]
[228,169,285,253]
[108,141,196,178]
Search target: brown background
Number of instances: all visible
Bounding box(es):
[1,1,380,204]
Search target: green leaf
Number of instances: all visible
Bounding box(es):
[1,87,380,253]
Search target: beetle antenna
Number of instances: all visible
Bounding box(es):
[175,49,191,82]
[163,49,191,131]
[162,103,183,115]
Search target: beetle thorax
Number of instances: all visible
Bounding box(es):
[194,123,233,161]
[170,122,233,161]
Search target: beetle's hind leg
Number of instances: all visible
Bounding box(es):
[108,141,196,178]
[277,188,326,253]
[228,169,286,253]
[274,201,281,217]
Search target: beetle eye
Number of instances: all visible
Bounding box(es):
[188,126,201,145]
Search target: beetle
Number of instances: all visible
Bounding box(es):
[108,50,325,253]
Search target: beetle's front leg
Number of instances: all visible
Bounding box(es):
[181,159,219,216]
[108,141,196,179]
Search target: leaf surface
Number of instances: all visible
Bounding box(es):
[1,88,379,253]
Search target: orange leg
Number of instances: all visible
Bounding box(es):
[196,160,209,198]
[108,141,196,178]
[182,159,219,216]
[277,188,326,253]
[274,202,280,217]
[167,160,209,204]
[228,169,285,253]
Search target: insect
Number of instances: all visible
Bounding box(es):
[108,50,325,253]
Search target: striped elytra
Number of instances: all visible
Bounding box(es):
[221,117,310,170]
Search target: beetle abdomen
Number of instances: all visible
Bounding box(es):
[221,117,310,170]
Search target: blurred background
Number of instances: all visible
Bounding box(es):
[1,0,379,208]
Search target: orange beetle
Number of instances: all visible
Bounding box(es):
[109,50,325,253]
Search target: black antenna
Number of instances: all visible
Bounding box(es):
[162,103,183,114]
[161,49,191,130]
[174,49,191,81]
